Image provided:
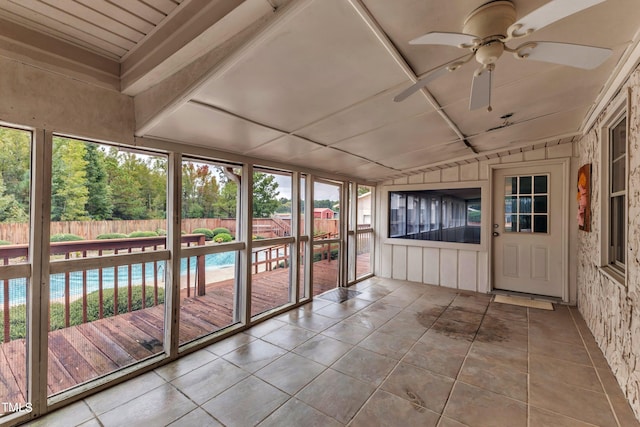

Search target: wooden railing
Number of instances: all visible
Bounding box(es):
[0,235,205,342]
[0,229,374,343]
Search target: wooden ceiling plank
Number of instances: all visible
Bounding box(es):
[142,0,178,15]
[0,1,127,57]
[110,0,165,24]
[10,0,135,50]
[75,0,154,34]
[42,0,146,43]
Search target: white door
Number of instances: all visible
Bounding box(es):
[492,163,566,298]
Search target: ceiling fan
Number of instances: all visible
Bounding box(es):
[394,0,612,111]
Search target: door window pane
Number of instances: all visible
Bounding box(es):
[519,176,532,194]
[534,176,547,194]
[533,196,547,213]
[505,177,517,195]
[504,174,548,233]
[534,215,548,233]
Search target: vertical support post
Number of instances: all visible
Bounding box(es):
[197,235,206,296]
[164,153,182,358]
[239,164,253,325]
[306,175,314,298]
[29,128,52,418]
[290,171,300,303]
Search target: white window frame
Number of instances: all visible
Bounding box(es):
[599,94,628,285]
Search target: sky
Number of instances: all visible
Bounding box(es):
[273,175,340,201]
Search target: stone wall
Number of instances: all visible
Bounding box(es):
[576,66,640,418]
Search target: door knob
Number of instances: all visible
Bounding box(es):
[492,231,500,236]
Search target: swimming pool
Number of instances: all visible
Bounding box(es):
[0,252,237,306]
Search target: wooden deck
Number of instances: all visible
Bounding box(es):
[0,255,370,406]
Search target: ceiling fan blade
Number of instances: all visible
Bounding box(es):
[520,42,612,69]
[469,68,492,111]
[395,53,474,102]
[510,0,605,36]
[394,67,449,102]
[409,32,477,48]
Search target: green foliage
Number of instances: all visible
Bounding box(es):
[275,197,292,214]
[50,233,84,242]
[0,173,28,222]
[211,227,230,236]
[0,127,31,214]
[312,248,339,262]
[192,228,214,240]
[467,210,481,223]
[0,286,166,340]
[213,232,233,243]
[96,233,128,240]
[358,186,372,196]
[313,199,339,213]
[156,228,167,236]
[182,162,220,219]
[214,180,237,218]
[0,304,27,341]
[0,240,11,245]
[252,172,280,218]
[104,148,167,220]
[84,143,112,220]
[128,231,159,238]
[51,137,89,220]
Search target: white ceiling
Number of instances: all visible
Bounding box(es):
[1,0,639,182]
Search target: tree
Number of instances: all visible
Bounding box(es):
[215,180,237,218]
[252,172,280,218]
[0,127,31,211]
[275,197,291,214]
[84,144,112,219]
[0,174,28,222]
[182,162,219,218]
[51,138,89,221]
[104,149,146,220]
[358,186,371,196]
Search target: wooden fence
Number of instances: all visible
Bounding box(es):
[0,218,344,244]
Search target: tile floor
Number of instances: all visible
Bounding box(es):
[23,277,640,427]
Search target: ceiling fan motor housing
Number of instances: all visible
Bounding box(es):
[463,1,516,40]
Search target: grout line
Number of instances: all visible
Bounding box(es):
[432,294,491,427]
[567,306,622,427]
[527,306,530,427]
[347,286,464,425]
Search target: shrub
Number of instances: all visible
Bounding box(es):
[49,286,165,333]
[96,233,128,240]
[156,228,167,236]
[50,234,84,242]
[213,232,233,243]
[0,304,27,341]
[2,285,165,340]
[128,231,159,238]
[312,248,339,262]
[0,240,12,245]
[211,227,231,237]
[192,228,214,240]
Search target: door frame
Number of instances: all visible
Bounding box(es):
[488,158,571,302]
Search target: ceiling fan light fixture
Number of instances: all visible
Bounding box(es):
[476,40,504,65]
[463,0,516,40]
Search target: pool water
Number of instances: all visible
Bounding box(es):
[1,252,237,306]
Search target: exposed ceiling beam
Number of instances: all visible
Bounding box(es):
[135,0,315,136]
[121,0,249,95]
[346,0,477,155]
